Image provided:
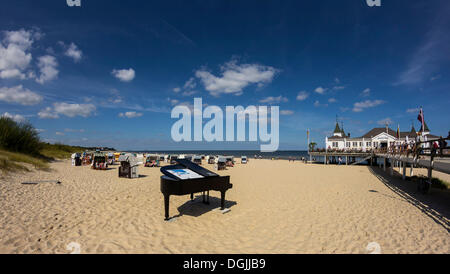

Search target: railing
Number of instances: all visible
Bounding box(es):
[310,148,374,154]
[373,136,450,159]
[310,136,449,159]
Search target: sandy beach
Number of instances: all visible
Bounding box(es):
[0,159,449,254]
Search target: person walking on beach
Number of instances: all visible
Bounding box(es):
[338,156,342,165]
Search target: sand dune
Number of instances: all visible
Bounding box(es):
[0,159,449,254]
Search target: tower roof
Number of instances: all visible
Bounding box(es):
[333,122,341,134]
[419,121,430,132]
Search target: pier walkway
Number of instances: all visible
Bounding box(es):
[310,136,450,193]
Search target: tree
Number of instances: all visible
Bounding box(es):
[309,142,317,152]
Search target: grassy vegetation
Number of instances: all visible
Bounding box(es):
[40,143,86,159]
[410,175,450,190]
[0,117,87,174]
[0,117,42,155]
[0,150,50,172]
[430,177,450,190]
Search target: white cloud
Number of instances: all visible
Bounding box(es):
[55,131,65,136]
[335,78,340,83]
[183,77,196,90]
[36,55,58,84]
[377,117,393,126]
[352,99,385,112]
[182,90,197,96]
[259,95,288,104]
[64,128,85,133]
[53,102,95,117]
[174,77,198,96]
[118,111,143,118]
[169,98,179,105]
[406,107,420,113]
[280,110,294,115]
[108,89,122,104]
[328,98,337,103]
[0,29,39,79]
[3,29,36,49]
[314,86,327,94]
[296,91,309,101]
[314,100,328,107]
[0,85,43,105]
[195,60,278,96]
[1,112,26,123]
[430,74,441,81]
[38,107,59,119]
[395,12,450,86]
[64,42,82,62]
[333,86,345,91]
[361,88,371,97]
[38,102,96,119]
[112,68,135,82]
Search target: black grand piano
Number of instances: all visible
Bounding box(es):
[160,159,233,220]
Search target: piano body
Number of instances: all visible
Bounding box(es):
[160,159,233,220]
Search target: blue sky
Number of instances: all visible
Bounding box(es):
[0,0,449,150]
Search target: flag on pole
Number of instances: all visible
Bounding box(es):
[417,107,425,133]
[396,124,400,139]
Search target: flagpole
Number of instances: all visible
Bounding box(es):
[421,107,424,136]
[307,129,311,162]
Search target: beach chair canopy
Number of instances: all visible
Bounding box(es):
[118,154,139,167]
[147,154,158,160]
[71,153,81,158]
[92,152,106,162]
[193,155,202,160]
[217,156,226,163]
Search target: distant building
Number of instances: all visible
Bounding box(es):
[325,121,439,151]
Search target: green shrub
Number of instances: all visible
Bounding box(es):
[0,117,42,155]
[40,142,84,159]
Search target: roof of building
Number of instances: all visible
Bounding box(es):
[419,121,430,132]
[329,127,430,139]
[426,134,440,139]
[361,128,396,138]
[328,120,437,141]
[333,122,341,134]
[328,136,344,140]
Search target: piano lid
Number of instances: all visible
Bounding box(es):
[160,158,219,180]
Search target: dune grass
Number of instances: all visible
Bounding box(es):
[40,143,85,159]
[0,144,86,174]
[0,150,50,174]
[0,117,88,174]
[0,117,42,155]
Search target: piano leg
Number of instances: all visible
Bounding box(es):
[220,191,226,210]
[206,191,210,204]
[190,193,194,200]
[164,194,170,221]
